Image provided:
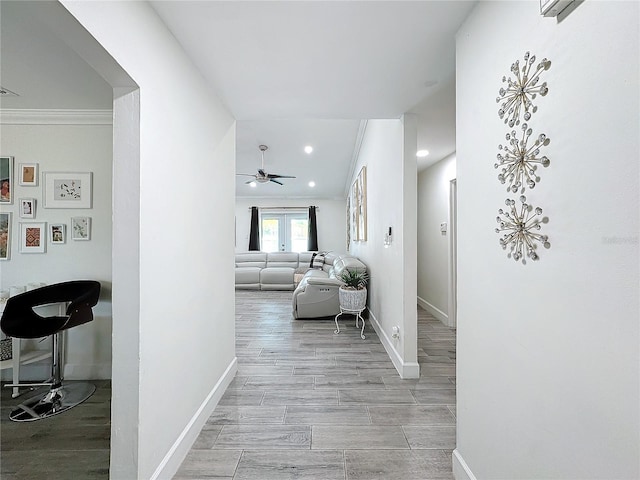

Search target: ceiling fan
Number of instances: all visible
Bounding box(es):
[237,144,296,186]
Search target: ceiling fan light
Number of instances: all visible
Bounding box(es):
[249,181,257,187]
[304,145,313,154]
[308,181,316,187]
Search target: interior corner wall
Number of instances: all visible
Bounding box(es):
[455,2,639,479]
[0,121,113,381]
[349,118,418,378]
[235,198,347,253]
[60,2,237,479]
[417,153,456,325]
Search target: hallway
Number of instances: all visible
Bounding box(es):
[175,291,456,479]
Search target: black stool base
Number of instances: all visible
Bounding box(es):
[9,382,96,422]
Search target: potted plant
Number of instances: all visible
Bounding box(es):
[337,269,369,311]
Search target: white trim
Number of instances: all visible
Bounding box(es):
[453,449,478,480]
[150,357,238,480]
[343,119,368,197]
[448,179,457,329]
[0,109,113,125]
[368,309,420,379]
[417,295,449,326]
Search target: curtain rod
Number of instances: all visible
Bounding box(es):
[248,206,318,211]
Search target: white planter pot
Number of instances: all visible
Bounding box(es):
[339,287,367,311]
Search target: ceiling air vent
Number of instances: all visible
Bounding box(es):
[0,86,19,97]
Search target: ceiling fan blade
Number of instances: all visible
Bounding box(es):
[267,174,296,179]
[258,169,266,177]
[245,180,256,184]
[270,179,284,185]
[237,173,256,177]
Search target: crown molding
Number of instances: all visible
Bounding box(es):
[0,109,113,125]
[343,119,368,198]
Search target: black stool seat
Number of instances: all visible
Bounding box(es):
[1,280,100,338]
[1,280,101,422]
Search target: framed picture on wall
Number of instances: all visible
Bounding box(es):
[0,212,11,260]
[350,179,358,242]
[19,222,46,254]
[19,198,36,219]
[0,156,14,204]
[19,163,38,186]
[71,216,91,241]
[356,166,367,241]
[346,195,351,251]
[50,224,66,244]
[43,172,92,209]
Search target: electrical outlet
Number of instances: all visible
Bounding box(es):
[392,326,400,339]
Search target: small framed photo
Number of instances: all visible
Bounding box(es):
[0,156,14,204]
[43,172,92,209]
[20,222,46,254]
[71,217,91,241]
[0,212,11,260]
[19,198,36,219]
[50,224,66,244]
[19,163,38,186]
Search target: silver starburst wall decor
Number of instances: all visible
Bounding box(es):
[496,52,551,128]
[494,51,552,263]
[496,196,550,262]
[496,122,550,193]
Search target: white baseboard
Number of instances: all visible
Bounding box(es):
[368,310,420,379]
[150,357,238,480]
[453,449,477,480]
[417,295,449,326]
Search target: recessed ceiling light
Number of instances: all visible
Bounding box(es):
[308,181,316,188]
[304,146,313,154]
[249,181,257,187]
[416,150,430,158]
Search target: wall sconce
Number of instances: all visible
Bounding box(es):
[384,227,392,248]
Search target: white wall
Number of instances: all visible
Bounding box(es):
[417,153,456,325]
[0,120,113,380]
[235,197,346,253]
[61,2,237,479]
[349,117,418,378]
[455,2,639,479]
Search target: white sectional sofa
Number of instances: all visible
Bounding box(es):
[234,251,367,319]
[235,252,314,290]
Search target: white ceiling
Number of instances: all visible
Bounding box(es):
[152,1,476,198]
[1,1,476,199]
[0,1,113,110]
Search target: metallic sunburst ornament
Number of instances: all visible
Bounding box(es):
[495,196,550,262]
[497,52,551,128]
[496,122,550,193]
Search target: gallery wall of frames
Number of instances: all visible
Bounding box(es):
[0,157,93,259]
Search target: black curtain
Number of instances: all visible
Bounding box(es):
[307,206,319,251]
[248,206,260,251]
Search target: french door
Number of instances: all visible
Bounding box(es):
[261,212,308,252]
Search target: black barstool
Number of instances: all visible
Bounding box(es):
[0,280,101,422]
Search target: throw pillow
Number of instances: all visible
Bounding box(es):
[310,252,325,269]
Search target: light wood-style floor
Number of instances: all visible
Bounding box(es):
[174,290,457,479]
[0,291,456,479]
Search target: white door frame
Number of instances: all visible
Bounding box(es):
[260,211,307,252]
[447,179,457,328]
